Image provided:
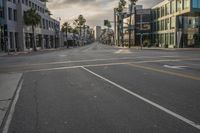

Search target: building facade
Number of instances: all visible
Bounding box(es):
[114,0,200,48]
[0,0,5,52]
[152,0,200,48]
[122,7,151,46]
[114,5,148,47]
[94,26,101,41]
[1,0,61,52]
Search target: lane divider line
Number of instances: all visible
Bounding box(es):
[0,55,191,68]
[81,66,200,130]
[25,58,200,73]
[128,63,200,81]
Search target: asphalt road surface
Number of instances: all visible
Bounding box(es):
[0,42,200,133]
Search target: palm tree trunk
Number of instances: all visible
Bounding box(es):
[117,15,120,46]
[83,26,85,45]
[128,4,133,48]
[80,27,82,46]
[66,30,68,48]
[122,24,124,47]
[32,26,37,51]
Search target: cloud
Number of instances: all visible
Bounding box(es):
[47,0,163,27]
[48,0,117,9]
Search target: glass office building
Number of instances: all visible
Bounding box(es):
[152,0,200,48]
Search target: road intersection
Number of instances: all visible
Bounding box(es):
[0,43,200,133]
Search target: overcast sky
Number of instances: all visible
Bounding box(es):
[47,0,162,28]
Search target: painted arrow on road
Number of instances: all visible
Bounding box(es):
[163,65,188,69]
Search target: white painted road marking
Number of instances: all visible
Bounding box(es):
[81,67,200,130]
[26,58,200,73]
[2,78,24,133]
[4,55,184,68]
[59,55,67,57]
[115,49,132,54]
[163,65,188,69]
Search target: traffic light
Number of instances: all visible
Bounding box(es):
[4,24,8,37]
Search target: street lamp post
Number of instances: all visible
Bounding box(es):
[140,14,143,50]
[140,33,143,50]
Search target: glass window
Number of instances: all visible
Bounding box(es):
[160,34,164,44]
[177,0,182,11]
[8,7,12,20]
[170,17,175,29]
[165,18,170,30]
[170,33,175,45]
[0,0,5,18]
[13,9,17,21]
[161,6,165,17]
[184,0,190,9]
[165,33,170,45]
[165,3,170,15]
[192,0,200,8]
[157,8,160,18]
[157,21,159,31]
[171,0,176,13]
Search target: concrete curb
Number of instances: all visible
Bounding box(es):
[0,46,79,57]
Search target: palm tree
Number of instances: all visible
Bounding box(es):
[116,0,126,13]
[116,0,126,47]
[128,0,138,48]
[24,8,41,51]
[62,22,72,48]
[72,28,79,46]
[73,15,86,45]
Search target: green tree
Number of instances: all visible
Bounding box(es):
[128,0,138,48]
[24,8,41,51]
[73,15,86,45]
[62,22,72,48]
[117,0,126,12]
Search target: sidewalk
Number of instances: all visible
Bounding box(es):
[0,52,8,57]
[0,73,22,130]
[0,48,62,57]
[0,46,76,57]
